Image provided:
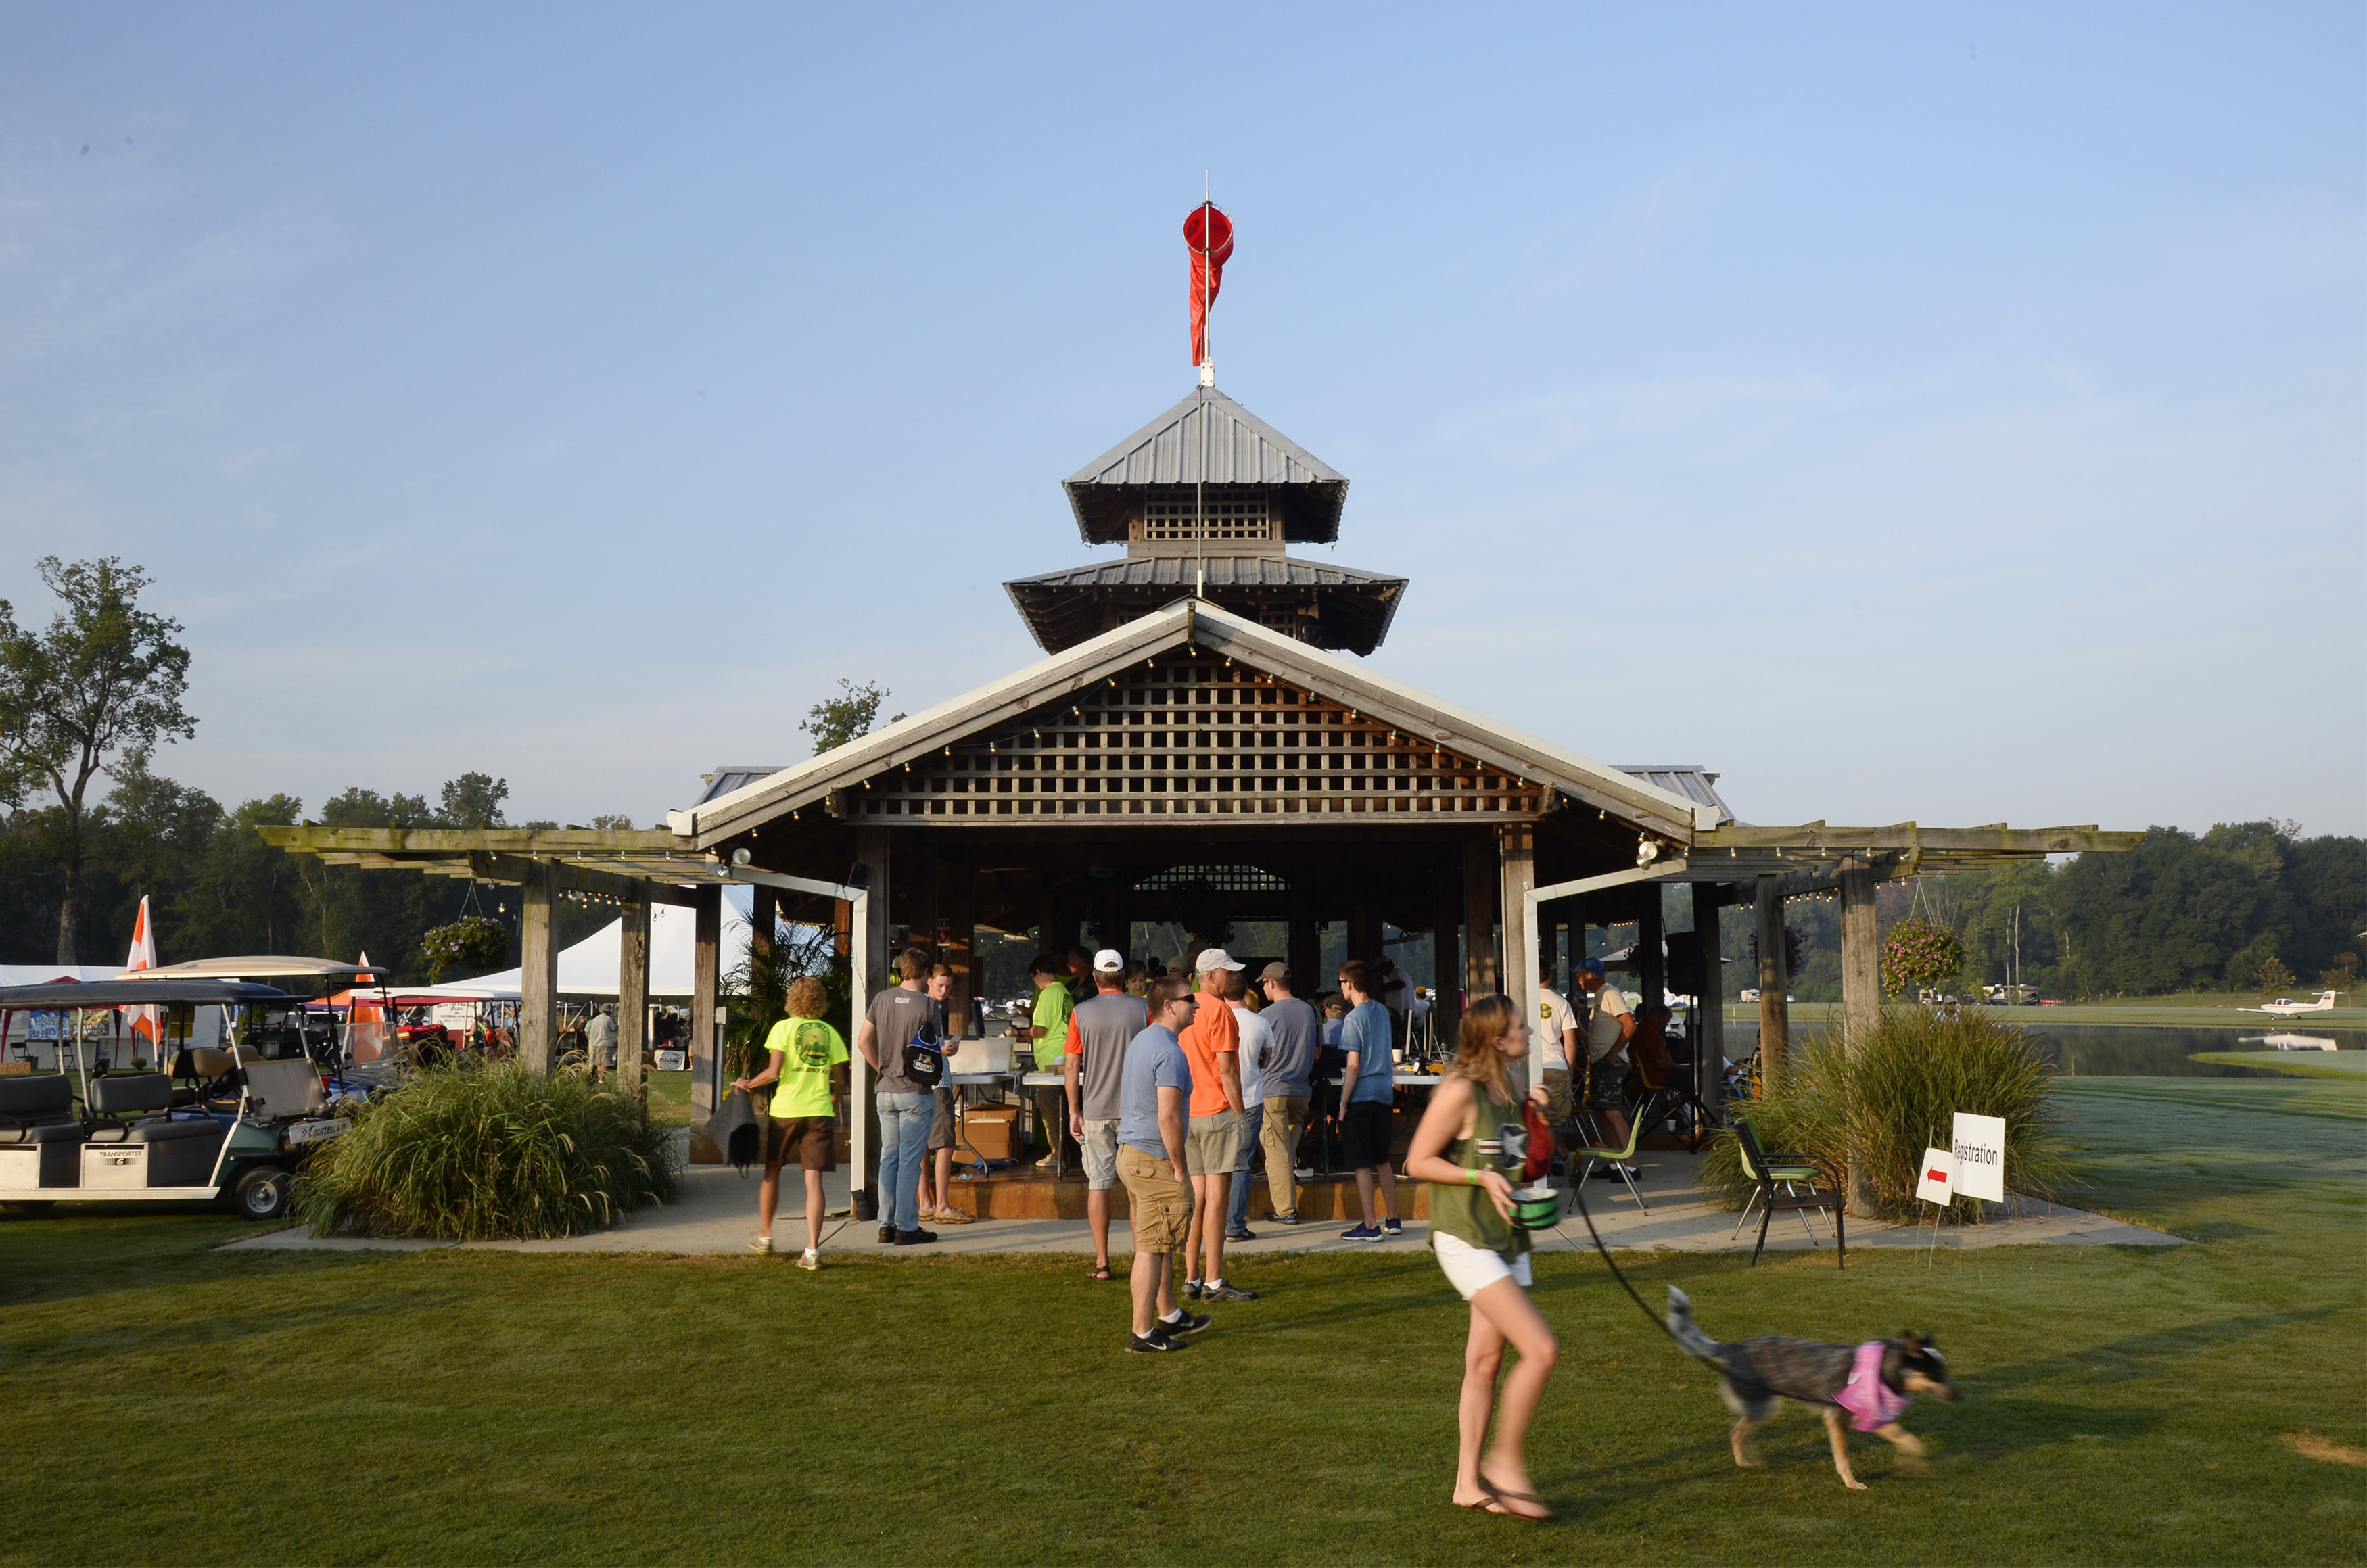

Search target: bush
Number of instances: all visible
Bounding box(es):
[292,1061,677,1240]
[1699,1008,2066,1222]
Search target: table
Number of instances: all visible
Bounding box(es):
[1020,1071,1067,1176]
[945,1071,1015,1170]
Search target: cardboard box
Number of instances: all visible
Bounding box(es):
[960,1104,1021,1162]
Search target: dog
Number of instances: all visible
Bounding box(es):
[1665,1287,1959,1489]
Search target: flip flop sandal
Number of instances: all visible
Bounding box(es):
[1481,1485,1553,1523]
[1087,1264,1113,1281]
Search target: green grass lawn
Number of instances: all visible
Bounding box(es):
[3,1074,2362,1566]
[643,1067,693,1128]
[1781,996,2367,1030]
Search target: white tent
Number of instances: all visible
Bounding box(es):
[417,899,759,999]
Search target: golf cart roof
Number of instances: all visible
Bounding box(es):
[116,956,380,982]
[0,980,296,1007]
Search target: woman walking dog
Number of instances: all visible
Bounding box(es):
[1403,994,1559,1521]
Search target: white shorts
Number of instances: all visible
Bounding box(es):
[1079,1119,1122,1191]
[1432,1228,1532,1300]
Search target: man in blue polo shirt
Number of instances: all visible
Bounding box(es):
[1115,976,1212,1352]
[1334,959,1402,1241]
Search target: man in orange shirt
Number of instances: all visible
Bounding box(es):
[1178,948,1257,1303]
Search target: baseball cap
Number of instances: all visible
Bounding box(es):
[1576,957,1606,978]
[1092,948,1125,972]
[1194,948,1246,973]
[1258,961,1291,982]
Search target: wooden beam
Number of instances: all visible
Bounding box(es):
[1692,822,2142,856]
[1463,838,1499,997]
[616,892,650,1116]
[1839,863,1881,1218]
[457,853,704,905]
[690,883,722,1135]
[519,861,558,1076]
[1691,885,1723,1123]
[258,824,688,855]
[1755,874,1790,1093]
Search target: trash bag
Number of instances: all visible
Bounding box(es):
[702,1086,764,1174]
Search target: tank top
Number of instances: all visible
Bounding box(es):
[1428,1074,1531,1263]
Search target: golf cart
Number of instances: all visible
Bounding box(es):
[0,978,355,1221]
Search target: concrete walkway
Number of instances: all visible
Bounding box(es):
[225,1150,2182,1257]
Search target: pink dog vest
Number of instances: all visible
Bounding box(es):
[1833,1341,1910,1431]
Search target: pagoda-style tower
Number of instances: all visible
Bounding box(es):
[1003,387,1408,655]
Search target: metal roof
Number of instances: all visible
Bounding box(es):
[1615,767,1735,826]
[1003,557,1407,655]
[1064,386,1349,545]
[695,767,791,807]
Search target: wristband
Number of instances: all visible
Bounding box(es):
[1465,1169,1480,1185]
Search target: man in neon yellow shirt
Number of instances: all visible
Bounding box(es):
[731,975,848,1270]
[1012,955,1075,1161]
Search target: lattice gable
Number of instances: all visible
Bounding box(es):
[843,649,1546,824]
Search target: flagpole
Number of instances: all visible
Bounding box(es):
[1196,195,1210,601]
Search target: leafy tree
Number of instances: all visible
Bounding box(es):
[800,680,903,755]
[0,557,195,962]
[2252,955,2297,995]
[588,813,638,831]
[183,796,306,955]
[440,772,510,829]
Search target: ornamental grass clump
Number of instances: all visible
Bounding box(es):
[291,1062,677,1240]
[1700,1008,2067,1222]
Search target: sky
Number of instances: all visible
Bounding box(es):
[3,5,2361,838]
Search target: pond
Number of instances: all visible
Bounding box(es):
[1726,1019,2364,1078]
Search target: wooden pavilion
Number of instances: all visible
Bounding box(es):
[262,382,2138,1220]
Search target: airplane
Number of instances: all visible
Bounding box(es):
[2242,990,2342,1017]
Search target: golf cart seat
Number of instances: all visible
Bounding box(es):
[0,1074,90,1187]
[170,1046,240,1108]
[81,1074,228,1187]
[83,1073,179,1140]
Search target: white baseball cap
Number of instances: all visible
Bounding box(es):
[1194,948,1246,973]
[1092,949,1125,972]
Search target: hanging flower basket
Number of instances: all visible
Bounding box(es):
[419,916,509,982]
[1881,918,1965,995]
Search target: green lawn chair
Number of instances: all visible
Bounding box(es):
[1570,1091,1662,1213]
[1729,1114,1845,1268]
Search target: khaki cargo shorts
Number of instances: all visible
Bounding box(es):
[1078,1118,1122,1191]
[1117,1144,1193,1251]
[1184,1108,1242,1177]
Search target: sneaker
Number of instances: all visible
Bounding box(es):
[1128,1329,1192,1354]
[878,1223,898,1243]
[1184,1279,1204,1301]
[796,1249,820,1271]
[749,1234,774,1255]
[1340,1223,1384,1241]
[1590,1166,1619,1181]
[894,1228,938,1245]
[1225,1227,1257,1243]
[1203,1282,1259,1302]
[1160,1310,1213,1335]
[1382,1218,1403,1237]
[1267,1210,1301,1226]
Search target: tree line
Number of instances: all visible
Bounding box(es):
[1768,821,2366,1002]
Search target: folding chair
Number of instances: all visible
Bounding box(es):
[1568,1091,1663,1214]
[1630,1052,1713,1153]
[1730,1114,1844,1268]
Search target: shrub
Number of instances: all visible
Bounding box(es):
[291,1061,677,1240]
[1697,1008,2066,1223]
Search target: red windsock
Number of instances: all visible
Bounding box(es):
[1185,203,1234,367]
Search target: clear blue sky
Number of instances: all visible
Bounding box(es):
[3,5,2360,836]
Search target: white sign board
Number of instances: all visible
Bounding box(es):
[1915,1147,1956,1206]
[1950,1112,2007,1204]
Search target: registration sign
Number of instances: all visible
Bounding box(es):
[285,1118,349,1147]
[1915,1147,1956,1206]
[1950,1112,2007,1204]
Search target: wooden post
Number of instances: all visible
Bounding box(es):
[1839,861,1881,1217]
[750,884,778,974]
[690,881,722,1131]
[1463,837,1499,997]
[616,888,650,1116]
[1432,859,1461,1024]
[1756,874,1791,1093]
[1691,884,1724,1122]
[1497,824,1535,1095]
[943,856,975,1037]
[1290,874,1320,993]
[1348,902,1379,968]
[519,859,558,1075]
[1637,890,1665,1015]
[849,827,891,1223]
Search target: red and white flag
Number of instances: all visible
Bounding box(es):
[124,895,162,1050]
[1185,203,1234,368]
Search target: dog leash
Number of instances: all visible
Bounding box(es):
[1546,1178,1719,1365]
